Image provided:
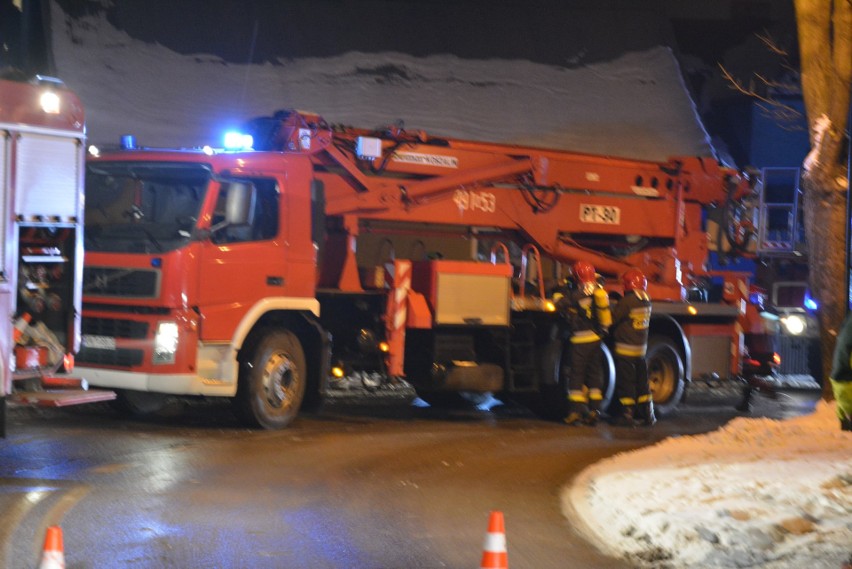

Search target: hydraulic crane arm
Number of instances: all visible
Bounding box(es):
[243,110,754,292]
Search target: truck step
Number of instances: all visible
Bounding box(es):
[745,373,821,394]
[10,389,116,407]
[774,374,821,390]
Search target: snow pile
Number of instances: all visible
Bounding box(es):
[50,4,713,161]
[564,402,852,568]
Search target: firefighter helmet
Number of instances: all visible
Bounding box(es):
[622,268,647,292]
[573,261,596,284]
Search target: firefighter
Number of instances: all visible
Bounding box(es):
[829,312,852,432]
[610,268,655,427]
[556,261,612,426]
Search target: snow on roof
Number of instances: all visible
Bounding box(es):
[50,4,713,162]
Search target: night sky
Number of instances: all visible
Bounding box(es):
[51,0,796,71]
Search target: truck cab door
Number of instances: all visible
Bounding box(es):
[197,177,287,340]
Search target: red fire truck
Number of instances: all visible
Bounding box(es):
[74,109,814,429]
[0,75,114,436]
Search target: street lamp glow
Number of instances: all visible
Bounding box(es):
[781,314,806,335]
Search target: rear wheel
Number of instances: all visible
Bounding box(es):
[598,344,616,413]
[646,335,685,417]
[233,329,306,429]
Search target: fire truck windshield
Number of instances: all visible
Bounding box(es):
[84,162,210,253]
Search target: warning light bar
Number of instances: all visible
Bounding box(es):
[224,131,254,151]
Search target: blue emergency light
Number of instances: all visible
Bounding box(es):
[224,131,253,150]
[121,134,136,150]
[804,293,817,311]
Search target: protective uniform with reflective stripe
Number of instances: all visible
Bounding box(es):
[611,290,651,356]
[557,281,611,424]
[611,289,653,425]
[560,283,611,343]
[829,312,852,431]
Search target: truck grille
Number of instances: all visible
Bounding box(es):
[83,267,160,298]
[778,335,819,376]
[82,317,149,339]
[76,317,149,368]
[77,347,144,367]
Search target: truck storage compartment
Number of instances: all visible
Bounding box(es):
[411,260,512,326]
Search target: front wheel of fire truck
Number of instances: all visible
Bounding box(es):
[646,335,685,417]
[233,329,307,430]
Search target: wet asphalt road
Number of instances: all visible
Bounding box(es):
[0,384,815,569]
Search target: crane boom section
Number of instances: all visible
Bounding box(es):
[247,110,744,282]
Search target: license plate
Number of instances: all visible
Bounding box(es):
[82,334,116,350]
[580,204,621,225]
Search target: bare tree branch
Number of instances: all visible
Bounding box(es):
[718,64,804,121]
[756,31,788,56]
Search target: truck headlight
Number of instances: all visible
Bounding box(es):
[780,314,807,336]
[153,322,179,364]
[40,91,61,114]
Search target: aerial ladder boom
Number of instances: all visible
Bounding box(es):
[245,110,753,300]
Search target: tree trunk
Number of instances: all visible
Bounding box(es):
[795,0,852,400]
[801,166,848,398]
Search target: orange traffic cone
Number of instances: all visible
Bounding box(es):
[480,511,508,569]
[38,526,65,569]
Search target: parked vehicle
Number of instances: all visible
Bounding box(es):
[74,110,816,428]
[0,75,114,436]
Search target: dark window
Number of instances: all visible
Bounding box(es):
[212,178,279,244]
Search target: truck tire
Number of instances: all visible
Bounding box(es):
[234,329,306,429]
[646,335,685,417]
[599,343,617,413]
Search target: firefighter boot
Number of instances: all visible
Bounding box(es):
[583,400,601,426]
[563,412,583,426]
[636,401,656,427]
[583,410,600,426]
[612,406,637,428]
[564,401,587,426]
[584,389,603,426]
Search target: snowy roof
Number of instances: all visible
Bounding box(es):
[50,4,714,162]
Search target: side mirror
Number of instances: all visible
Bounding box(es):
[224,181,255,225]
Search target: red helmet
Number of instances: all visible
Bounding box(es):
[573,261,596,284]
[622,268,647,292]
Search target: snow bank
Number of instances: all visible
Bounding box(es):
[564,402,852,568]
